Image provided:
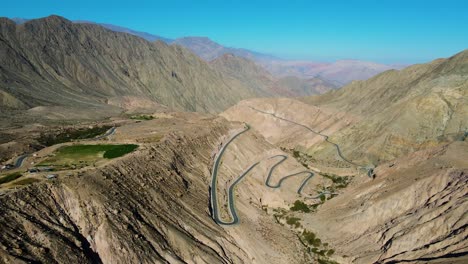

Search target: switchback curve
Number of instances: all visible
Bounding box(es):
[210,126,332,226]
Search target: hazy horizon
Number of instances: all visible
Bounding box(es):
[3,0,468,64]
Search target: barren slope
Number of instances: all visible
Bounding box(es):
[0,16,260,114]
[302,50,468,163]
[0,113,314,264]
[221,97,361,171]
[304,141,468,263]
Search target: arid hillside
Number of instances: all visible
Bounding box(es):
[0,16,268,114]
[217,53,467,264]
[223,50,468,165]
[302,49,468,163]
[0,13,466,264]
[0,113,311,264]
[304,141,467,263]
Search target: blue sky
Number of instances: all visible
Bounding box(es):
[2,0,467,63]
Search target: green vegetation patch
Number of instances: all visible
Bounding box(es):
[317,258,339,264]
[303,230,322,247]
[321,173,353,189]
[38,125,113,146]
[102,144,139,159]
[0,172,22,184]
[293,150,301,158]
[301,229,337,263]
[130,115,154,120]
[290,200,311,213]
[289,149,314,169]
[272,207,337,262]
[41,144,138,169]
[286,216,302,228]
[57,144,138,159]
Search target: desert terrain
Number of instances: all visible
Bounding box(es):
[0,14,466,264]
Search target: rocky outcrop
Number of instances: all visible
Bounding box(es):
[303,141,468,263]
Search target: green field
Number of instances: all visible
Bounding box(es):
[0,172,22,185]
[40,144,138,169]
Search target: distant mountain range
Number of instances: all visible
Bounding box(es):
[168,36,404,85]
[10,17,404,86]
[0,16,255,114]
[259,59,405,85]
[0,15,335,117]
[172,37,278,61]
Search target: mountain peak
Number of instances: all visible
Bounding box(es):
[20,15,73,29]
[40,15,71,24]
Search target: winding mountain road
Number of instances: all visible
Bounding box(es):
[8,127,117,170]
[210,106,376,225]
[14,154,28,168]
[210,125,339,226]
[266,155,315,195]
[210,125,253,225]
[249,106,373,172]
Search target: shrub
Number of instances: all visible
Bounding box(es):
[293,150,301,158]
[322,173,352,189]
[286,216,301,228]
[318,259,339,264]
[130,115,154,120]
[319,194,326,202]
[302,230,316,245]
[290,200,311,213]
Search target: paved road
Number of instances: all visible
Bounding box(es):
[221,162,260,225]
[210,107,376,225]
[9,127,116,170]
[210,126,336,226]
[93,127,116,140]
[14,154,28,168]
[249,107,373,172]
[266,155,314,195]
[210,125,253,225]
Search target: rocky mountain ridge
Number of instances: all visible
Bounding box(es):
[0,16,271,116]
[302,49,468,163]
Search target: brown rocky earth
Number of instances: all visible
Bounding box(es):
[0,113,312,264]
